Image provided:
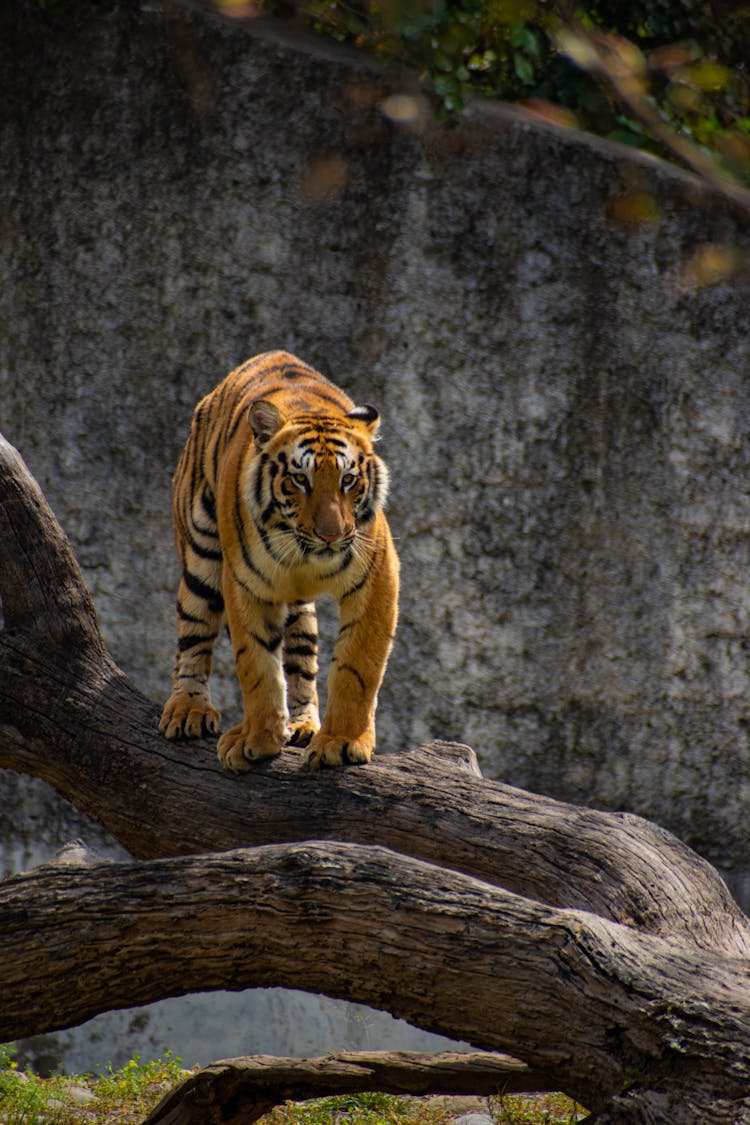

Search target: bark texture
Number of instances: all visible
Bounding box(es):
[3,437,750,1123]
[2,840,750,1121]
[144,1050,544,1125]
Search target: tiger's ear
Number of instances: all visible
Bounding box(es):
[249,400,285,447]
[346,404,380,437]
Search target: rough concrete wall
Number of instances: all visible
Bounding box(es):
[2,0,750,1067]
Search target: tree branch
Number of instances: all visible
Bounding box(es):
[0,436,104,646]
[144,1050,547,1125]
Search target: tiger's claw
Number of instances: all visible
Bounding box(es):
[159,695,221,740]
[305,733,374,769]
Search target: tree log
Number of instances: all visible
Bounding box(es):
[2,840,750,1121]
[3,430,750,1123]
[144,1050,546,1125]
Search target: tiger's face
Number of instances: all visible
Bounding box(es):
[248,400,389,568]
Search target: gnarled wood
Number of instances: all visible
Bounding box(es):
[3,430,750,1123]
[144,1050,545,1125]
[2,841,750,1121]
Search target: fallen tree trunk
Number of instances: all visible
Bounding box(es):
[143,1049,546,1125]
[4,839,750,1120]
[2,430,750,1123]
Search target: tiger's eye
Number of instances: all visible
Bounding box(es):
[292,473,308,490]
[341,472,356,490]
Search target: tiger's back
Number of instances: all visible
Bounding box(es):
[160,350,399,770]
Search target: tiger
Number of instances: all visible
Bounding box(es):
[158,350,399,770]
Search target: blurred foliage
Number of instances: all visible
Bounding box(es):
[213,0,750,183]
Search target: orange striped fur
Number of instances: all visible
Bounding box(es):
[159,351,399,769]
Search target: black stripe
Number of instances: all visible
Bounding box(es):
[191,514,219,537]
[340,562,374,601]
[260,498,280,525]
[228,564,278,607]
[282,363,309,379]
[178,636,215,654]
[251,630,284,653]
[177,604,206,624]
[290,413,351,429]
[186,529,223,561]
[283,663,316,680]
[233,476,275,588]
[283,644,317,657]
[339,663,366,694]
[286,630,318,646]
[319,549,354,579]
[201,487,217,523]
[249,505,292,565]
[183,569,224,614]
[224,399,251,447]
[253,453,268,507]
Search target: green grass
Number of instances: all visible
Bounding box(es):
[0,1045,587,1125]
[0,1045,187,1124]
[269,1092,587,1125]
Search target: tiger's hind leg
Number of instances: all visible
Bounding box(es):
[283,600,320,748]
[159,491,224,740]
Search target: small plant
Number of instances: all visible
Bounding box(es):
[0,1046,189,1124]
[0,1043,70,1125]
[489,1091,588,1125]
[269,1091,440,1125]
[93,1050,186,1108]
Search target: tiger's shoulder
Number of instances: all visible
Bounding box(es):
[211,350,355,429]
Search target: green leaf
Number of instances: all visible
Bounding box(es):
[513,51,535,84]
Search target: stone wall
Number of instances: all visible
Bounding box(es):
[2,0,750,1069]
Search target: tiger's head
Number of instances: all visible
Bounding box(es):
[247,399,390,566]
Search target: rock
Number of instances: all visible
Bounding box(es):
[64,1084,98,1106]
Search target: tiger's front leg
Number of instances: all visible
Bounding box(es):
[306,537,399,769]
[217,583,289,772]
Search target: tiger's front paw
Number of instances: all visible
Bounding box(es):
[217,720,286,773]
[305,732,374,769]
[159,694,221,740]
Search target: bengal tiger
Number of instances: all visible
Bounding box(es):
[159,350,399,770]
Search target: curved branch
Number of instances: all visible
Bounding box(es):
[0,436,104,646]
[145,1050,547,1125]
[0,430,748,962]
[2,842,750,1121]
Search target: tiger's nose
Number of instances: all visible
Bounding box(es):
[313,498,345,543]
